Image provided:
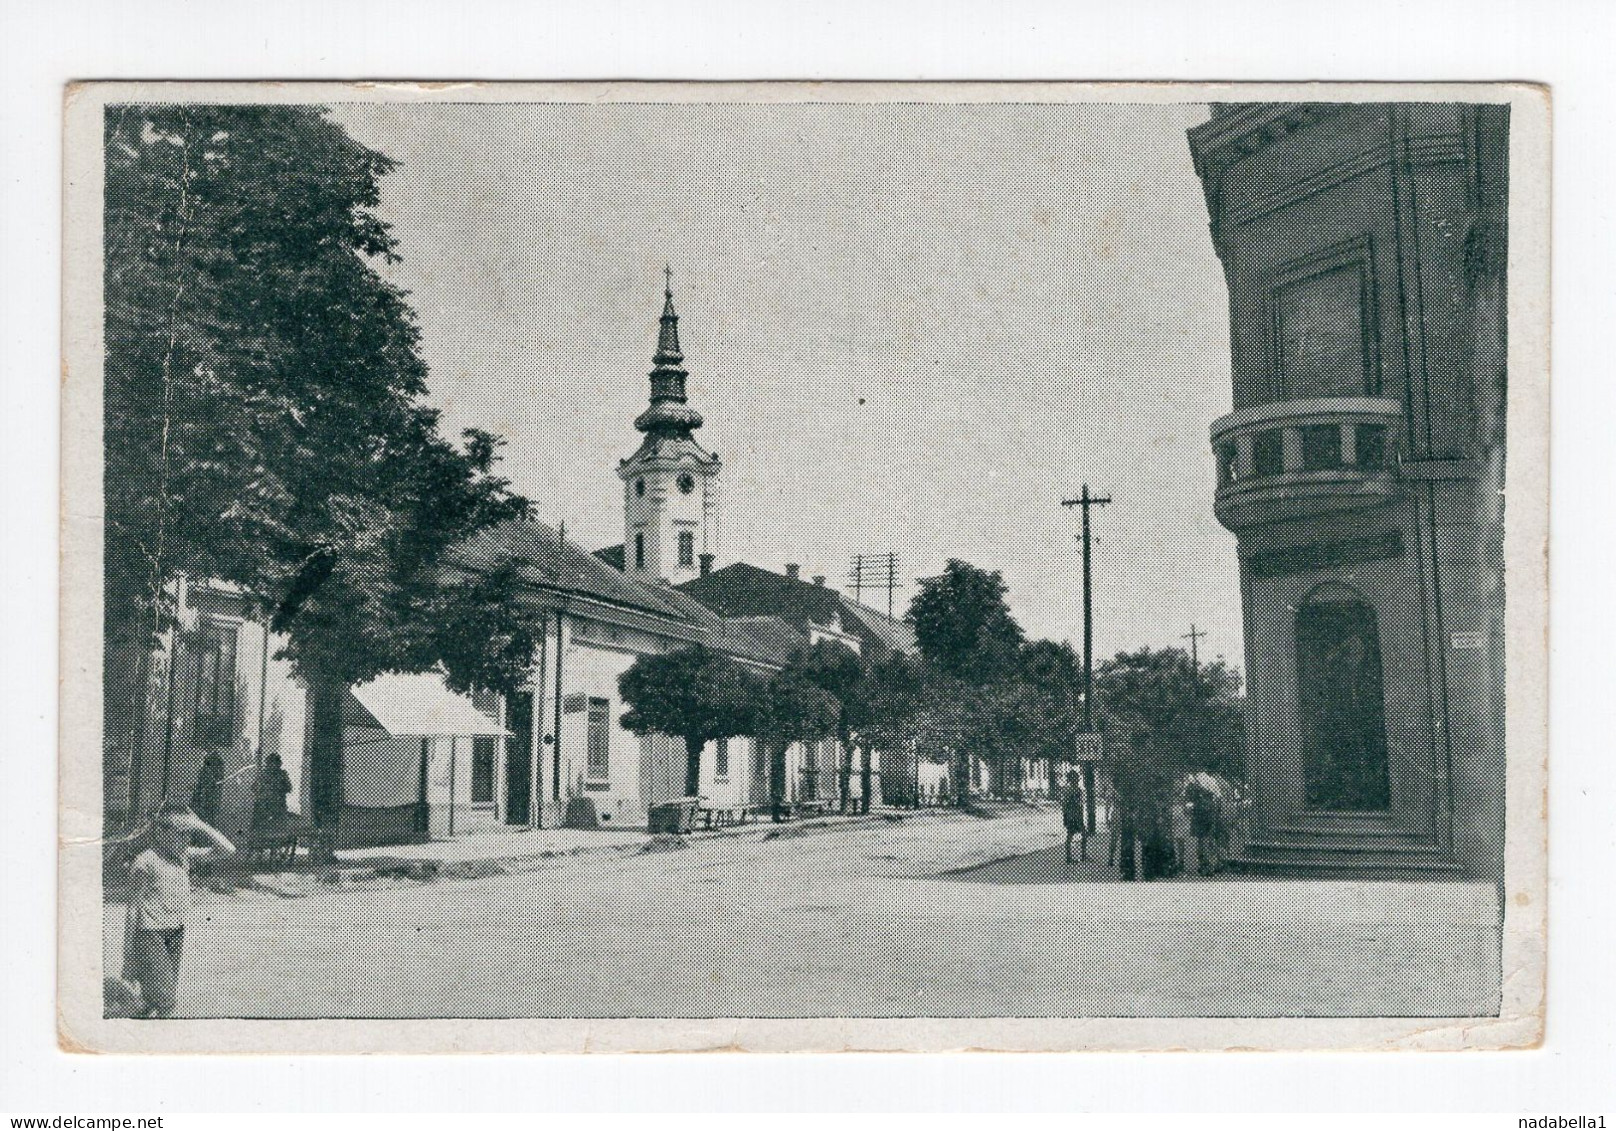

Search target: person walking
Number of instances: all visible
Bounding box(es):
[122,801,235,1018]
[1061,771,1088,864]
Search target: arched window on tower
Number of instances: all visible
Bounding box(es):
[634,532,645,571]
[678,530,695,568]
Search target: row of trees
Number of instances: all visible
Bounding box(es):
[106,105,538,825]
[617,560,1247,814]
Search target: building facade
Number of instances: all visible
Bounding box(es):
[1188,103,1509,882]
[111,281,919,845]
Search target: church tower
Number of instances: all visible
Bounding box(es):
[618,270,722,585]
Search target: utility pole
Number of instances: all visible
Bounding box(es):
[847,552,899,616]
[1061,485,1111,841]
[1183,623,1207,673]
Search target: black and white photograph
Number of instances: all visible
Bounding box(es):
[56,81,1547,1054]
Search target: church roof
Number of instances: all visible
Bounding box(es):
[635,580,807,667]
[636,272,704,439]
[592,543,626,570]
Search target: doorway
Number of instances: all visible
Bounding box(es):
[1295,597,1391,810]
[504,690,533,825]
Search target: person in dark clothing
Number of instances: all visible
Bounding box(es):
[1061,771,1088,863]
[251,752,293,831]
[189,750,224,825]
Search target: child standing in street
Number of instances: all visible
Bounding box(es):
[123,800,235,1018]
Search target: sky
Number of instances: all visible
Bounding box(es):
[330,101,1243,671]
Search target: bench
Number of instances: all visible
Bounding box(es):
[695,805,749,830]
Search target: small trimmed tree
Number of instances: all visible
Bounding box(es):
[756,669,841,818]
[784,640,870,813]
[619,645,763,800]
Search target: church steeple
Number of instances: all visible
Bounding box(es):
[619,270,723,585]
[636,267,704,437]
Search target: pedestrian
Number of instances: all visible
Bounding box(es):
[122,800,235,1018]
[1104,783,1121,867]
[189,749,224,825]
[1187,777,1223,875]
[1061,770,1087,863]
[1171,779,1193,876]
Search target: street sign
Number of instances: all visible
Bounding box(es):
[1073,733,1103,762]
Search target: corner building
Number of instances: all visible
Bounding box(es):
[1187,104,1509,882]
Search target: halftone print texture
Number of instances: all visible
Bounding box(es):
[97,96,1509,1022]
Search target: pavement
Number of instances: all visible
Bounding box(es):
[103,806,1502,1019]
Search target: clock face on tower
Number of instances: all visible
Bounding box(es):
[677,473,695,494]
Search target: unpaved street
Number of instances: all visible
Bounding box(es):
[103,809,1499,1019]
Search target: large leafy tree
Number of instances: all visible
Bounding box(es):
[907,560,1025,684]
[1016,639,1086,793]
[859,651,924,806]
[1095,647,1244,779]
[618,645,764,800]
[104,104,532,823]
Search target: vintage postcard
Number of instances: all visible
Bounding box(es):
[58,81,1548,1053]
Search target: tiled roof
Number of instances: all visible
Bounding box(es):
[678,562,917,657]
[710,616,809,668]
[839,600,918,655]
[449,520,691,621]
[449,525,809,668]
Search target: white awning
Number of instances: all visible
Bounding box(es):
[348,672,509,738]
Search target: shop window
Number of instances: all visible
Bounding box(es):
[1296,597,1391,810]
[1252,429,1285,477]
[1300,424,1343,471]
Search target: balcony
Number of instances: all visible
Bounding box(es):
[1210,397,1403,532]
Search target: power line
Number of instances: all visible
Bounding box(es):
[848,551,900,617]
[1183,623,1207,671]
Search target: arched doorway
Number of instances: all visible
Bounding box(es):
[1295,590,1391,810]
